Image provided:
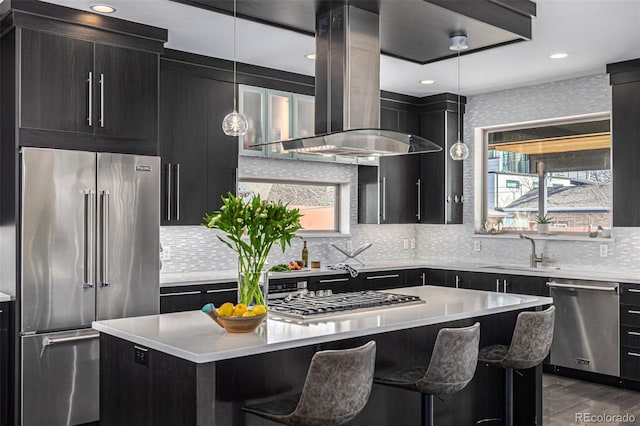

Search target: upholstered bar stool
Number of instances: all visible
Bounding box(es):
[477,306,555,426]
[242,340,376,426]
[373,323,480,426]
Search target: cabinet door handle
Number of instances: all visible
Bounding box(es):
[628,310,640,315]
[87,72,93,126]
[628,288,640,293]
[503,279,508,293]
[421,272,426,286]
[382,176,387,221]
[628,331,640,336]
[206,288,235,294]
[165,163,172,221]
[496,279,500,293]
[175,163,180,221]
[455,275,460,288]
[416,179,421,221]
[628,352,640,357]
[99,73,105,127]
[319,278,349,283]
[366,274,400,280]
[160,291,200,297]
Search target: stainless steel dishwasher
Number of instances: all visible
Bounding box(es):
[548,279,619,377]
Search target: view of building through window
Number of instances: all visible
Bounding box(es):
[485,117,611,233]
[238,180,339,232]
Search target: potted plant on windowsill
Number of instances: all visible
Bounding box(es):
[202,193,302,307]
[535,214,553,235]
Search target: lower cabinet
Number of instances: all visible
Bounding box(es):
[0,303,9,426]
[620,283,640,381]
[160,282,237,313]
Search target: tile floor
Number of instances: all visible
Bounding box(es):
[544,374,640,425]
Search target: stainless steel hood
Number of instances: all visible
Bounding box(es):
[257,5,442,157]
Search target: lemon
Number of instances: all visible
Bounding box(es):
[217,302,234,317]
[252,305,267,315]
[232,303,248,317]
[242,311,257,317]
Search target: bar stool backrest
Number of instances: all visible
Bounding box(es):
[418,322,480,395]
[291,340,377,426]
[504,306,555,369]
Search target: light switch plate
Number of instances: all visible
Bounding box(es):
[474,241,481,252]
[599,244,608,257]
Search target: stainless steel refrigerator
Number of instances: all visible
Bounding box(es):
[19,147,160,426]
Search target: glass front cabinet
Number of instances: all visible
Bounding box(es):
[238,85,314,158]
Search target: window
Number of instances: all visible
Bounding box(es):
[481,114,611,233]
[238,179,345,233]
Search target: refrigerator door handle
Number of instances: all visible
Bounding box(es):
[99,190,110,288]
[42,332,100,347]
[165,163,172,221]
[83,190,95,289]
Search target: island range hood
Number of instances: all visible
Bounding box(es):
[257,5,442,157]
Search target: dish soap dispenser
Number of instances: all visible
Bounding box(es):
[301,241,309,269]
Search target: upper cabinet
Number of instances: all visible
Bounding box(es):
[19,29,159,154]
[4,2,167,156]
[358,93,465,224]
[607,58,640,227]
[159,60,237,226]
[238,85,313,158]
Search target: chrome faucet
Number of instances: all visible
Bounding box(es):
[520,234,543,268]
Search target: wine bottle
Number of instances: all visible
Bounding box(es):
[301,241,309,268]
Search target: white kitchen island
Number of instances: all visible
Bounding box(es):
[94,286,553,426]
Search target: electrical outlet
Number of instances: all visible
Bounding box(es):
[134,345,149,366]
[599,244,608,257]
[346,240,353,251]
[403,239,409,250]
[474,241,481,252]
[410,239,416,249]
[161,245,171,261]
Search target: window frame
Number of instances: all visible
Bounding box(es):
[237,177,350,236]
[474,111,611,234]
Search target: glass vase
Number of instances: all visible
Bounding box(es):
[237,261,269,308]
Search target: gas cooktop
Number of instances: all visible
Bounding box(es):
[268,290,425,320]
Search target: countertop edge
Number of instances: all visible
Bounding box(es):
[93,290,553,364]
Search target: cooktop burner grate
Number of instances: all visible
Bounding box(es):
[268,290,425,320]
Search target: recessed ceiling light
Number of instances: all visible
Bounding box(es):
[549,52,569,59]
[305,53,316,60]
[419,80,436,85]
[90,4,116,13]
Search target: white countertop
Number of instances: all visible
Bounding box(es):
[93,286,553,364]
[160,259,640,287]
[0,292,11,302]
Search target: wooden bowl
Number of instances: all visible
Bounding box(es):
[204,311,267,333]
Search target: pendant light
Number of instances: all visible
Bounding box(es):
[449,34,469,161]
[222,0,248,136]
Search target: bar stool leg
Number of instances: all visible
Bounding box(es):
[421,393,434,426]
[504,367,513,426]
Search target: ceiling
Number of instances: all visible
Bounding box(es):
[35,0,640,97]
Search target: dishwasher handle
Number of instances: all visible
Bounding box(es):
[546,281,618,292]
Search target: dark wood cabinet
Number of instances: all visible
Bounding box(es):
[308,274,353,293]
[620,282,640,381]
[159,63,237,225]
[0,303,9,426]
[19,28,161,154]
[359,270,407,290]
[608,59,640,227]
[418,94,464,224]
[160,282,237,313]
[20,30,94,136]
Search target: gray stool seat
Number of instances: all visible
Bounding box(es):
[243,340,376,426]
[477,306,555,426]
[374,322,480,425]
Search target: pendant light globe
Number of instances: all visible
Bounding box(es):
[450,140,469,160]
[222,111,248,136]
[222,0,248,137]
